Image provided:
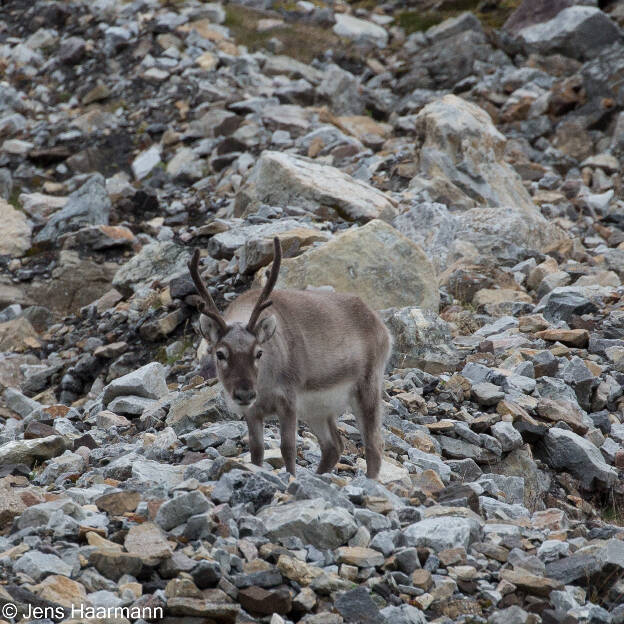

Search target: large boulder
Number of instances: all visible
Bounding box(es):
[235,151,398,223]
[258,498,358,550]
[539,428,618,489]
[516,6,622,61]
[503,0,573,35]
[34,175,111,244]
[267,220,439,312]
[0,198,31,256]
[401,95,566,258]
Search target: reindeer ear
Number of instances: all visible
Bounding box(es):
[199,314,224,347]
[255,315,276,343]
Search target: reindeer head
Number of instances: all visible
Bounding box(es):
[188,238,282,407]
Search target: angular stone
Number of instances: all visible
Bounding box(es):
[89,550,143,581]
[335,547,384,568]
[404,516,482,551]
[539,428,617,489]
[236,151,397,222]
[94,490,140,515]
[15,551,72,581]
[258,498,357,550]
[238,586,292,616]
[34,176,111,244]
[155,490,211,531]
[517,6,621,61]
[536,399,588,434]
[125,522,172,564]
[112,241,191,295]
[333,14,388,48]
[382,307,460,373]
[335,586,385,624]
[0,435,68,467]
[499,569,563,596]
[535,328,589,347]
[166,597,240,621]
[103,362,168,405]
[271,220,439,312]
[0,198,31,256]
[472,382,504,407]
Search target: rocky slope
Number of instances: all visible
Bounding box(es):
[1,0,624,623]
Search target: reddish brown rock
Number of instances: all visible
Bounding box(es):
[238,585,292,615]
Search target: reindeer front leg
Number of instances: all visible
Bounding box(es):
[245,413,265,467]
[277,400,297,475]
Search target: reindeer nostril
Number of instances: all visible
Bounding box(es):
[234,388,256,405]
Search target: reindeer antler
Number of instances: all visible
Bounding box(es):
[188,249,227,334]
[247,237,282,331]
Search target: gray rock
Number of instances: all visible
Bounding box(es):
[404,516,482,551]
[472,382,504,407]
[34,176,111,244]
[540,428,618,489]
[488,605,533,624]
[407,448,451,483]
[406,95,566,254]
[107,395,158,416]
[103,362,168,405]
[333,14,388,48]
[155,490,211,530]
[335,586,384,624]
[112,241,191,295]
[4,387,42,417]
[0,435,69,467]
[38,450,85,485]
[318,64,365,116]
[538,287,599,323]
[491,422,523,452]
[392,201,460,273]
[517,6,621,61]
[235,151,398,222]
[14,550,72,581]
[382,307,460,374]
[166,385,234,434]
[272,219,439,312]
[258,498,357,549]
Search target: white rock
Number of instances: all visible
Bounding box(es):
[333,14,388,48]
[132,145,162,180]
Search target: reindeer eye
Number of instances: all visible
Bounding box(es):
[255,350,263,359]
[216,351,226,361]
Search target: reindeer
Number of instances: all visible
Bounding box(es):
[187,237,391,479]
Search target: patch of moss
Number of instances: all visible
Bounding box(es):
[397,0,521,34]
[397,10,444,33]
[224,5,339,64]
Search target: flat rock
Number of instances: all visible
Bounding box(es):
[404,516,482,551]
[270,220,439,312]
[235,151,398,222]
[0,435,68,467]
[124,521,172,564]
[258,498,357,550]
